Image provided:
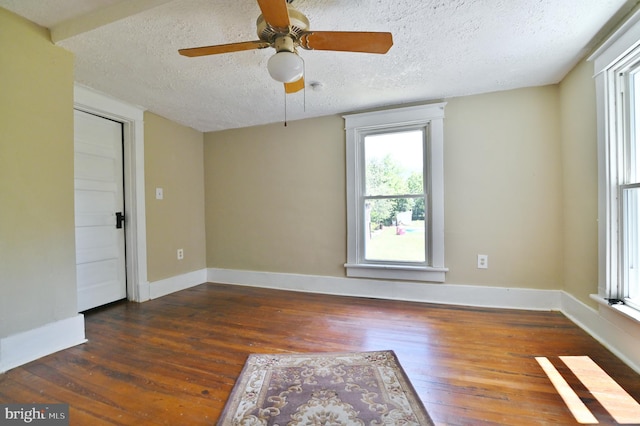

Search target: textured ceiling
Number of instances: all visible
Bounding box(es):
[1,0,636,132]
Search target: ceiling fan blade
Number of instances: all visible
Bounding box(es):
[256,0,290,30]
[179,40,270,57]
[284,77,304,94]
[299,31,393,54]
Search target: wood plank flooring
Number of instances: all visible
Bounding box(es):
[1,283,639,425]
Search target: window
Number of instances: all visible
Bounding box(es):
[344,103,447,282]
[591,11,640,311]
[621,67,640,309]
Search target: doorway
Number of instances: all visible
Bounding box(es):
[74,109,127,311]
[74,84,148,306]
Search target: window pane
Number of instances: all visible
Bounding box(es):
[364,198,426,262]
[625,70,640,306]
[632,71,640,184]
[623,187,640,301]
[364,130,423,196]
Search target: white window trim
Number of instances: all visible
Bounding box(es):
[343,103,448,282]
[590,9,640,307]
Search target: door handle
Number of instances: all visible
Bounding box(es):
[116,212,125,229]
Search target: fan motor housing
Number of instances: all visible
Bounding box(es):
[256,7,309,43]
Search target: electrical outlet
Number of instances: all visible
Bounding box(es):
[177,248,184,260]
[477,254,488,269]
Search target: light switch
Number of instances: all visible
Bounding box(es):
[156,187,163,200]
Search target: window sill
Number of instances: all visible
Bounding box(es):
[345,263,448,282]
[590,294,640,330]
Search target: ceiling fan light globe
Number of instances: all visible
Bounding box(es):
[267,51,303,83]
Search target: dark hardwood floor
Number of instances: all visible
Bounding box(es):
[1,283,639,425]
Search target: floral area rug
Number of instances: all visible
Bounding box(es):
[217,350,434,425]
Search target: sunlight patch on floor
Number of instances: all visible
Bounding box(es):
[536,356,640,424]
[561,356,640,424]
[535,357,597,424]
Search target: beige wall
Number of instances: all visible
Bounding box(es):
[203,87,564,290]
[144,112,206,282]
[444,86,563,288]
[559,59,599,307]
[204,116,347,276]
[0,9,76,337]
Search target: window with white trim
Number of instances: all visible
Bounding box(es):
[344,103,448,282]
[591,11,640,311]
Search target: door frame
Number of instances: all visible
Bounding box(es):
[74,84,150,303]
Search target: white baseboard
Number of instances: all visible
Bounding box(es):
[0,315,86,373]
[208,267,640,374]
[207,268,560,310]
[149,268,207,299]
[5,269,639,375]
[137,280,150,302]
[562,292,640,374]
[0,267,206,373]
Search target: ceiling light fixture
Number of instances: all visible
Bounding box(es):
[267,51,303,83]
[267,36,304,83]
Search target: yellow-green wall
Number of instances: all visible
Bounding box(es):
[144,112,206,282]
[0,7,209,340]
[204,116,346,276]
[204,87,564,290]
[559,59,599,307]
[445,87,563,288]
[0,8,76,337]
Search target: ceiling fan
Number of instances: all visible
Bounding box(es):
[179,0,393,94]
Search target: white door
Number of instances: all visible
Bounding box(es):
[74,109,127,311]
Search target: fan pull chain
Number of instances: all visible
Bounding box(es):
[284,88,287,127]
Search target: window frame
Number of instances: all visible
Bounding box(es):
[343,103,448,282]
[591,10,640,311]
